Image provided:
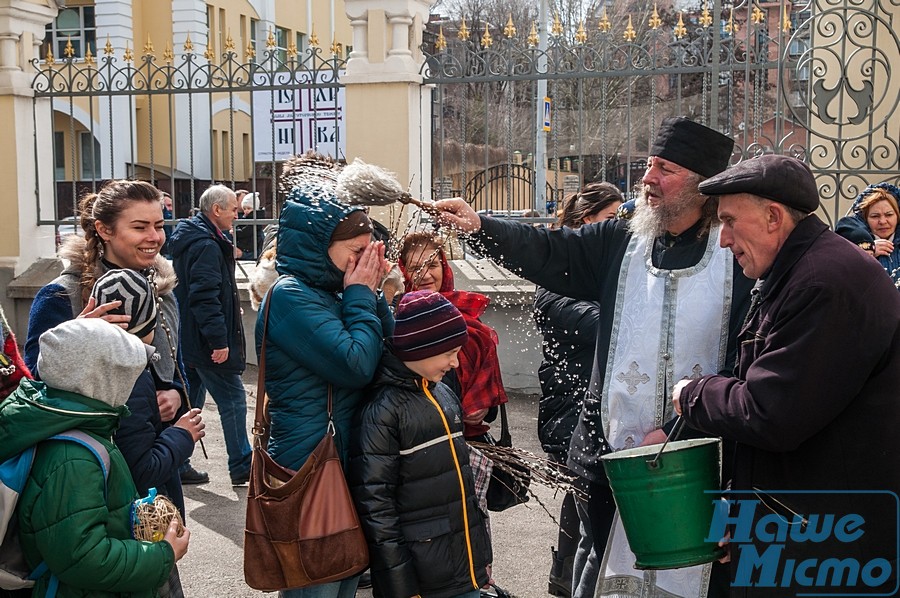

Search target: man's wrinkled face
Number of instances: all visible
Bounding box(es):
[718,194,782,279]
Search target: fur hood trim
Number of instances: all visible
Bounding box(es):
[57,235,177,296]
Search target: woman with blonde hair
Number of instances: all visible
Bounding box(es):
[836,182,900,287]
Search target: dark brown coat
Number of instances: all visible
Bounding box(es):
[680,215,900,596]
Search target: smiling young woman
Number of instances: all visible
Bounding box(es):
[23,179,187,426]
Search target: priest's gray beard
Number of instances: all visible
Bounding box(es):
[628,186,710,242]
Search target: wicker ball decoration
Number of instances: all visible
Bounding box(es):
[133,493,185,543]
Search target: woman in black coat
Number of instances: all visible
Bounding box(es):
[533,182,622,598]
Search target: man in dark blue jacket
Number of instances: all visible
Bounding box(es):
[170,184,252,486]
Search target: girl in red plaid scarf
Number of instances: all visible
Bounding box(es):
[0,304,31,400]
[399,232,508,440]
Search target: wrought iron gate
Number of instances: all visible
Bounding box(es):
[422,0,900,226]
[31,32,346,245]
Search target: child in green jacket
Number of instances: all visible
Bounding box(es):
[0,318,190,597]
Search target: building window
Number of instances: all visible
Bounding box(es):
[296,32,307,59]
[54,131,65,181]
[41,7,96,60]
[276,26,289,63]
[79,132,101,180]
[219,8,226,55]
[250,18,258,59]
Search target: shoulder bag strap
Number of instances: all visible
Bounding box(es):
[252,276,286,451]
[326,384,334,436]
[498,402,512,447]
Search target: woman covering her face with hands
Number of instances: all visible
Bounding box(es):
[255,186,394,598]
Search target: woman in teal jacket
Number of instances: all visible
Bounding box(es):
[255,185,393,598]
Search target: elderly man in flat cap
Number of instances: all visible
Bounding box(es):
[436,117,753,598]
[673,155,900,596]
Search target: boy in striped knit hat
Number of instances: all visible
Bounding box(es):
[348,290,492,598]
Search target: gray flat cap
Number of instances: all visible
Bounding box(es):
[698,154,819,213]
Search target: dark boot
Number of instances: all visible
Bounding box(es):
[548,546,572,597]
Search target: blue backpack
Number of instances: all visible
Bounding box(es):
[0,430,110,596]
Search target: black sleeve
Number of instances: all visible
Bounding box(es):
[835,215,876,246]
[473,217,626,301]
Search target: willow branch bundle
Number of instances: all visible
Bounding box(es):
[468,441,588,503]
[336,159,438,215]
[279,150,344,195]
[133,493,184,543]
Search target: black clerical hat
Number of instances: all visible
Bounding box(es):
[650,117,735,178]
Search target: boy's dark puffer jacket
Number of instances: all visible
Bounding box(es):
[348,352,491,598]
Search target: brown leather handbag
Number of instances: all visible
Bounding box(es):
[243,281,369,591]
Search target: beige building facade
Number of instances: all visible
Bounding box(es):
[0,0,435,332]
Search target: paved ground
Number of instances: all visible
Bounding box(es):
[178,367,565,597]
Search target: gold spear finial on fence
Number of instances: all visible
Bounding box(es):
[124,43,134,63]
[504,14,516,38]
[751,4,765,25]
[699,4,713,28]
[224,30,235,52]
[624,15,637,41]
[481,23,493,47]
[458,18,470,41]
[266,28,276,49]
[104,35,114,56]
[287,41,298,59]
[84,46,95,67]
[527,21,539,46]
[204,40,214,60]
[598,8,611,33]
[649,4,662,29]
[184,34,194,53]
[435,26,447,51]
[44,47,55,65]
[64,37,75,58]
[551,13,563,36]
[674,12,687,39]
[331,38,342,56]
[163,41,174,64]
[309,25,319,47]
[575,20,587,44]
[782,6,793,32]
[143,34,154,57]
[725,10,738,34]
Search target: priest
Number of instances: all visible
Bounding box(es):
[435,117,753,598]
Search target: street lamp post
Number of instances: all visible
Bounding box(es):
[534,0,548,215]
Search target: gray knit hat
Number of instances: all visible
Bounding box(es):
[37,318,154,408]
[90,269,158,338]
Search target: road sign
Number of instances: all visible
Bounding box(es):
[542,97,551,132]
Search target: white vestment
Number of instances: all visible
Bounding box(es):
[596,226,733,598]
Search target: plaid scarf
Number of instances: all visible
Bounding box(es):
[400,251,508,437]
[0,307,31,400]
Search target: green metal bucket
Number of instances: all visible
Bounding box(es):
[601,438,725,570]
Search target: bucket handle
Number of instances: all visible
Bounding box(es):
[646,416,686,469]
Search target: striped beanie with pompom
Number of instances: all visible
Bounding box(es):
[90,269,158,339]
[391,290,468,361]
